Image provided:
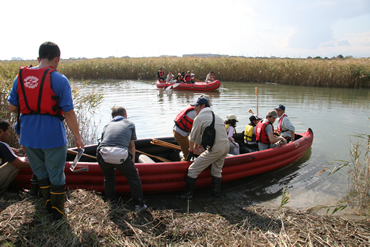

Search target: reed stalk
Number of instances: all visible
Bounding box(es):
[2,57,370,88]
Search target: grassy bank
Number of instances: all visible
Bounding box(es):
[2,57,370,88]
[1,190,369,246]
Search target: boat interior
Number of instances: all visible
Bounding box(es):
[67,132,303,163]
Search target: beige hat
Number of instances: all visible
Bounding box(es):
[199,94,212,106]
[226,114,238,121]
[267,110,278,118]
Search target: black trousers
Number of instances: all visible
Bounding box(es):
[97,153,144,206]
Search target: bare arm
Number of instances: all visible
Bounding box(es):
[128,140,135,160]
[291,130,295,141]
[63,109,84,149]
[268,133,287,144]
[10,157,31,169]
[9,103,18,113]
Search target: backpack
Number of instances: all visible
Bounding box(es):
[201,111,216,150]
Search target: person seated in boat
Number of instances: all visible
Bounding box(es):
[224,114,240,155]
[175,73,182,83]
[97,106,147,212]
[0,119,31,200]
[166,70,174,82]
[184,71,192,83]
[178,96,229,200]
[173,94,211,161]
[181,71,186,82]
[157,67,165,82]
[191,73,199,83]
[256,110,287,151]
[275,104,295,143]
[241,115,262,153]
[205,71,215,83]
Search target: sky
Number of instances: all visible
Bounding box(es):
[1,0,370,60]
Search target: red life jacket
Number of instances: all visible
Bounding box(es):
[184,74,191,82]
[17,66,64,120]
[255,121,272,144]
[277,113,287,133]
[158,70,164,78]
[174,106,195,132]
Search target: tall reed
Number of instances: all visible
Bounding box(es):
[325,122,370,215]
[2,57,369,88]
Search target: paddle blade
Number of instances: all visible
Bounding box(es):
[248,109,254,114]
[70,148,85,172]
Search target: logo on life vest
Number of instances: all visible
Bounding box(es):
[24,76,39,89]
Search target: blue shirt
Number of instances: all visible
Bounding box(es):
[8,70,74,149]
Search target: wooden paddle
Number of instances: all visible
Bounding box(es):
[136,150,171,162]
[67,149,97,160]
[150,139,182,151]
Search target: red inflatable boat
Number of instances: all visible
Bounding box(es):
[156,80,221,91]
[12,129,313,195]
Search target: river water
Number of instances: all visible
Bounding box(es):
[76,79,370,211]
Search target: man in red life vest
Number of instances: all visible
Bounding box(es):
[173,94,211,160]
[157,67,165,82]
[256,110,287,151]
[8,41,84,221]
[184,71,192,83]
[275,104,295,142]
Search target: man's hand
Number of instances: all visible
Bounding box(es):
[75,138,85,150]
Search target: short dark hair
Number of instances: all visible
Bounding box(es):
[224,119,237,127]
[39,41,60,61]
[0,119,10,132]
[111,106,127,118]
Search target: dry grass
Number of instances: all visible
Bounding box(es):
[2,57,370,88]
[1,189,369,246]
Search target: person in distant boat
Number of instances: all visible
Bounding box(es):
[256,110,287,151]
[181,71,186,82]
[157,67,165,82]
[224,114,239,155]
[191,73,199,83]
[184,71,192,83]
[178,96,229,200]
[166,70,174,82]
[205,70,215,83]
[0,119,31,200]
[8,41,84,221]
[97,106,147,212]
[241,114,262,153]
[175,73,182,83]
[173,94,211,160]
[274,104,295,142]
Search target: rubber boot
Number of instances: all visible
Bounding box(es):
[30,174,40,197]
[38,178,52,213]
[178,176,197,200]
[212,176,222,197]
[50,185,65,221]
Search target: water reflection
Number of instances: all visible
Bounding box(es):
[75,79,370,209]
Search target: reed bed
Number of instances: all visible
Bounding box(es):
[0,189,369,246]
[2,57,370,88]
